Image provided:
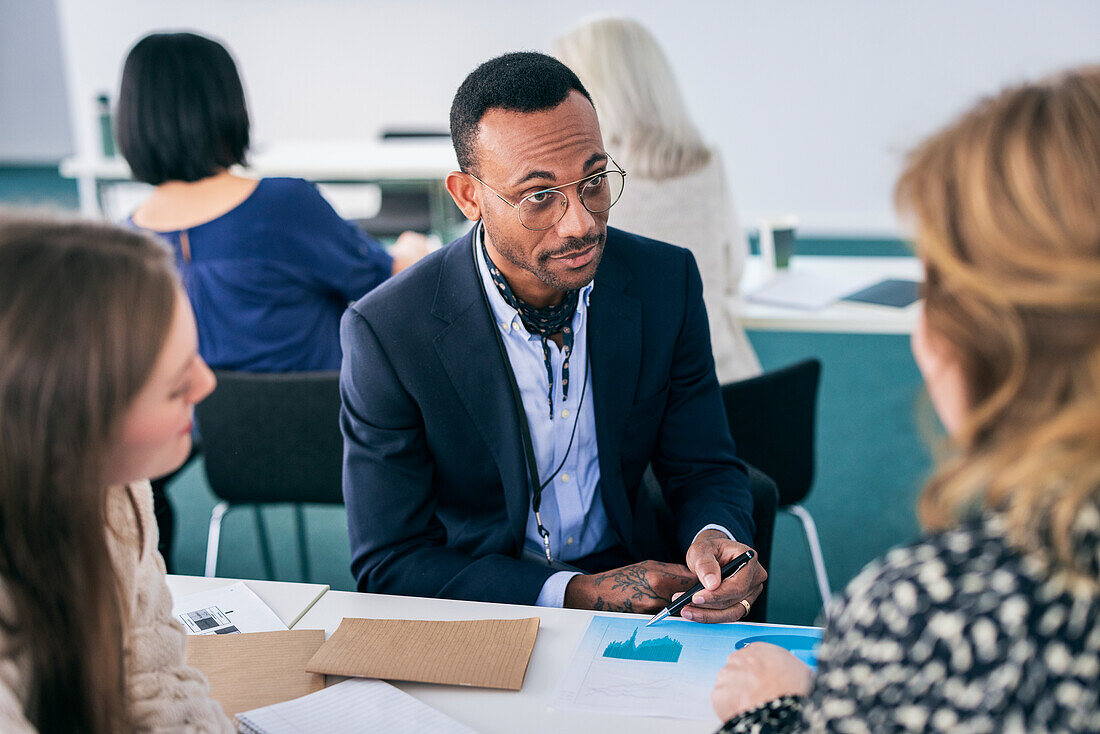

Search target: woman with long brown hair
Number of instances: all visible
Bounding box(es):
[0,215,232,732]
[711,66,1100,731]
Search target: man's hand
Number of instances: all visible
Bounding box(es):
[679,530,767,622]
[711,643,812,722]
[563,560,696,613]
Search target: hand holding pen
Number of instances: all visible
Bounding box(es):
[668,530,769,624]
[647,550,756,626]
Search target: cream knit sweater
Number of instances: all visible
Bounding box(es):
[610,152,761,384]
[0,481,234,732]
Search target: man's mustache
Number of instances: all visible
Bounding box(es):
[544,232,605,259]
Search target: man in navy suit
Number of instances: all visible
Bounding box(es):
[340,52,766,620]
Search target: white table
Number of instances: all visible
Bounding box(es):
[292,590,725,734]
[732,254,923,334]
[61,139,457,185]
[60,138,460,229]
[166,574,329,629]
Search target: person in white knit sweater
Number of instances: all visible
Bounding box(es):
[554,17,761,383]
[0,215,234,732]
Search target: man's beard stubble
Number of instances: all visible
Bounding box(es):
[482,218,606,293]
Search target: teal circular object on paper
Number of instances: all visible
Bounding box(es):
[735,634,819,667]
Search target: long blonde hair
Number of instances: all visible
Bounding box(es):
[553,17,712,180]
[0,214,178,732]
[896,66,1100,577]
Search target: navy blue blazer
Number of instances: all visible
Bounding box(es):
[340,226,754,605]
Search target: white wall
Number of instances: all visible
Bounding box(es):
[0,0,72,162]
[53,0,1100,234]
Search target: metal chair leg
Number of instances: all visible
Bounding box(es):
[253,506,277,580]
[205,501,231,577]
[783,504,832,613]
[294,504,311,583]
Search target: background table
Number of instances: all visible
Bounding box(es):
[60,138,462,236]
[292,590,726,734]
[732,254,923,334]
[166,574,329,629]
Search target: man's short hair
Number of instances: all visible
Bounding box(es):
[117,32,250,185]
[449,51,593,173]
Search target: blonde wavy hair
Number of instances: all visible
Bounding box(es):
[896,66,1100,576]
[553,17,711,180]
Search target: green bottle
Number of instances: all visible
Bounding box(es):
[97,93,115,158]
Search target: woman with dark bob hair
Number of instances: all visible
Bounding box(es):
[118,31,426,373]
[117,31,427,564]
[0,215,232,732]
[710,65,1100,732]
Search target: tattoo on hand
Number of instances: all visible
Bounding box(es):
[591,566,683,612]
[593,597,633,613]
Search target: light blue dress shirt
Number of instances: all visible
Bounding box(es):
[474,227,610,607]
[474,225,734,607]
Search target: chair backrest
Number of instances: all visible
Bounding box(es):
[355,189,433,237]
[721,359,821,507]
[633,463,778,622]
[195,370,344,506]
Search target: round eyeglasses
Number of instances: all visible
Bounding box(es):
[470,158,627,231]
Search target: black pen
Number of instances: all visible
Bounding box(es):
[644,549,755,627]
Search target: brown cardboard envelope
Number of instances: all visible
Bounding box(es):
[186,629,326,715]
[305,617,540,690]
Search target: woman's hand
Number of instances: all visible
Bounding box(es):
[390,231,431,274]
[711,643,813,722]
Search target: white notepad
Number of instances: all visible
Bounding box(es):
[236,678,481,734]
[747,271,859,310]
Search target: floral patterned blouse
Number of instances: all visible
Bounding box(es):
[719,509,1100,733]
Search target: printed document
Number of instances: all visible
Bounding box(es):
[171,581,287,635]
[552,615,823,721]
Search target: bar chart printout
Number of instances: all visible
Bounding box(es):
[552,615,823,721]
[602,628,683,662]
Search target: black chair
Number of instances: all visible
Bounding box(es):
[354,188,434,237]
[634,464,778,623]
[721,359,830,612]
[194,371,343,582]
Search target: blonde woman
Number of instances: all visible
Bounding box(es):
[0,216,233,732]
[710,66,1100,731]
[554,17,760,383]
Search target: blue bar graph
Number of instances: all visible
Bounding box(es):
[602,628,683,662]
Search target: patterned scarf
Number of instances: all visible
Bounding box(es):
[481,240,578,419]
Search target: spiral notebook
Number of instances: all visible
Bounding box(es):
[236,678,480,734]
